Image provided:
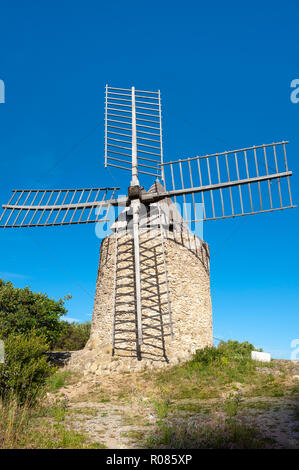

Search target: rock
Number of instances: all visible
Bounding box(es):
[251,351,271,363]
[90,363,98,373]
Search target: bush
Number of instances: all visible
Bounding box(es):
[217,340,257,361]
[192,340,257,367]
[192,346,224,366]
[51,321,91,351]
[0,331,56,405]
[0,280,70,345]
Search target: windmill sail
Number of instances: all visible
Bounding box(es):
[0,187,122,227]
[105,85,164,182]
[150,141,295,223]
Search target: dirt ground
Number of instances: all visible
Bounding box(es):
[48,359,299,449]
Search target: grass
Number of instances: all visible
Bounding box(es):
[152,399,171,419]
[291,385,299,395]
[70,407,99,417]
[2,341,298,449]
[239,401,274,411]
[245,380,285,398]
[108,343,299,449]
[174,403,211,414]
[293,405,299,421]
[121,430,145,441]
[46,370,78,392]
[121,414,148,426]
[223,392,242,417]
[72,387,111,404]
[145,419,274,449]
[0,396,106,449]
[145,351,260,402]
[18,422,106,449]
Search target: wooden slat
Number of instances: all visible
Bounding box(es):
[159,141,294,222]
[0,187,120,227]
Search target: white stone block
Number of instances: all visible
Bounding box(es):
[251,351,271,363]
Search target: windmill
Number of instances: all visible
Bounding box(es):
[0,85,295,367]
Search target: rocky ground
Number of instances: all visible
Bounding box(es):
[47,358,299,449]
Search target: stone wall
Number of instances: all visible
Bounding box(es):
[67,230,212,375]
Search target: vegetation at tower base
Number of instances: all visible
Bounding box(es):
[0,280,69,345]
[51,321,91,351]
[191,340,261,366]
[0,338,299,448]
[0,331,55,405]
[0,280,296,449]
[0,279,91,408]
[0,279,103,448]
[0,279,91,352]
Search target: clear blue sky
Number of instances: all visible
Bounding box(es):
[0,0,298,359]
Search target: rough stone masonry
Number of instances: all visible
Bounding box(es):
[68,225,213,376]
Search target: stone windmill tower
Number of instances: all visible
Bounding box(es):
[0,85,295,373]
[89,179,212,367]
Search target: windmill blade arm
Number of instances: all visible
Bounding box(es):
[0,187,126,228]
[142,171,293,203]
[2,196,128,212]
[158,141,295,222]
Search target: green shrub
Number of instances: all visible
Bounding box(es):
[192,340,257,367]
[51,321,91,351]
[0,280,70,345]
[0,331,56,405]
[218,340,257,361]
[192,346,224,366]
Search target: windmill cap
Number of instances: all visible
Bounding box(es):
[111,180,192,236]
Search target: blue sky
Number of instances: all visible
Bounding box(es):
[0,0,298,358]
